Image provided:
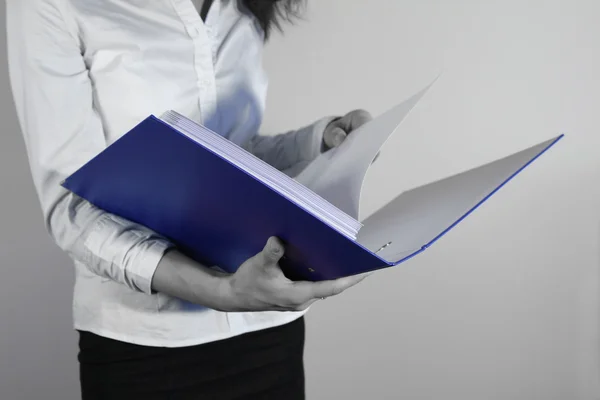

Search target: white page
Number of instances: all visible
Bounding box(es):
[159,111,363,238]
[295,80,437,220]
[356,136,561,262]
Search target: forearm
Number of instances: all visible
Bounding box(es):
[43,189,171,293]
[244,116,336,173]
[151,249,233,311]
[9,0,174,293]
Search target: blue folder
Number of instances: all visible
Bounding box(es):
[62,114,563,281]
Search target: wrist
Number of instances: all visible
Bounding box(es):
[210,272,238,312]
[153,249,237,311]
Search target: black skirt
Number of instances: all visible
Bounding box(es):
[78,316,305,400]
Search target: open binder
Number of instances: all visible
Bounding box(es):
[62,80,563,281]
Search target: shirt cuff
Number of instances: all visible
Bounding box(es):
[128,237,174,295]
[82,213,175,295]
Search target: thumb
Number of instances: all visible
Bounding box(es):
[324,126,347,149]
[256,236,285,267]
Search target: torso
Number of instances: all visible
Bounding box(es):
[68,0,267,146]
[62,0,305,347]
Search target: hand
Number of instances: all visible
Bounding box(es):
[323,109,372,150]
[223,237,369,312]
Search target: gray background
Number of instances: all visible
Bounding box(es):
[2,1,599,399]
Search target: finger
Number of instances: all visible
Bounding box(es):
[336,109,372,132]
[294,297,320,311]
[254,236,285,268]
[292,272,369,301]
[350,109,373,129]
[324,126,347,148]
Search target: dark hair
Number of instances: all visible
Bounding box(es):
[241,0,305,39]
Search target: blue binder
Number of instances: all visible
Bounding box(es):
[62,115,563,281]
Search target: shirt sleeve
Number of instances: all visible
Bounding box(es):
[6,0,173,294]
[243,116,338,176]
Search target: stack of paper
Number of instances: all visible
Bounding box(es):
[160,110,363,240]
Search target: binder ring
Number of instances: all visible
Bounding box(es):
[375,241,392,253]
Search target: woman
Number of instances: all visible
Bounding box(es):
[7,0,371,398]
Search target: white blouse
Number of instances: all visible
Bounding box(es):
[7,0,332,347]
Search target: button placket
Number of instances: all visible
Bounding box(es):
[170,0,219,125]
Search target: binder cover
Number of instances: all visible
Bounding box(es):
[62,112,562,281]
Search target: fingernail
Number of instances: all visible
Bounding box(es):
[333,131,346,146]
